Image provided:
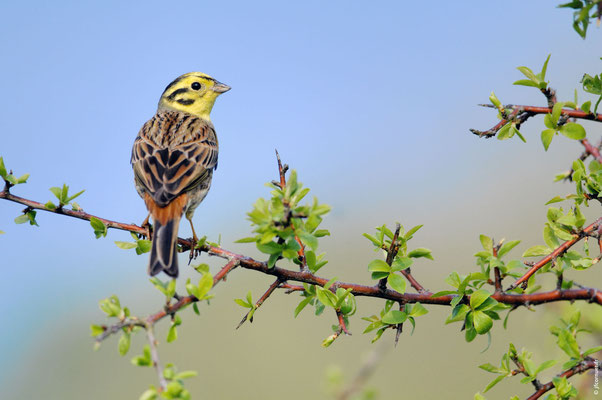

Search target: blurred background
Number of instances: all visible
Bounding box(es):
[0,1,601,399]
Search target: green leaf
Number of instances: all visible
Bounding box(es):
[0,157,6,178]
[294,296,313,317]
[535,359,557,374]
[483,375,506,393]
[541,129,555,151]
[557,330,580,358]
[516,66,539,84]
[408,248,433,260]
[409,302,428,317]
[235,236,257,243]
[470,289,491,309]
[559,122,586,140]
[545,196,565,205]
[367,259,391,273]
[551,102,564,124]
[583,345,602,356]
[118,332,131,356]
[167,324,177,343]
[90,324,105,337]
[513,79,539,88]
[497,240,520,258]
[14,214,30,224]
[382,310,407,324]
[115,241,137,250]
[316,288,337,308]
[478,363,500,373]
[139,388,158,400]
[174,370,198,380]
[388,273,406,294]
[479,235,493,254]
[90,217,107,238]
[234,298,251,308]
[581,100,591,113]
[540,54,550,82]
[489,91,502,109]
[391,256,412,271]
[522,245,552,257]
[473,310,493,334]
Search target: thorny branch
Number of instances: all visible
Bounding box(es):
[2,151,602,398]
[471,104,602,145]
[509,216,602,290]
[2,179,601,325]
[526,358,597,400]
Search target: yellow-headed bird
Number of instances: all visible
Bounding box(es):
[131,72,230,277]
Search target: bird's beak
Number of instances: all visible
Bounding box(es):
[213,81,231,94]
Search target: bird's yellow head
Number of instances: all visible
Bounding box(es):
[158,72,230,120]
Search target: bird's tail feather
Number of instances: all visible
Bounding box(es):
[149,216,180,277]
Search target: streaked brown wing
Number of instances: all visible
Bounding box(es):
[131,112,218,207]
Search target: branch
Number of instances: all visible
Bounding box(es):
[526,358,597,400]
[470,105,602,139]
[146,325,167,391]
[378,223,401,290]
[236,278,282,328]
[508,217,602,290]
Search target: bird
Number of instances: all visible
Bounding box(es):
[131,72,230,277]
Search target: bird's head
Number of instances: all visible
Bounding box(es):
[158,72,230,120]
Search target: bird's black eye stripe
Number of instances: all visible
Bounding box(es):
[191,82,202,90]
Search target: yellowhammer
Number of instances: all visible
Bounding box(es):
[131,72,230,277]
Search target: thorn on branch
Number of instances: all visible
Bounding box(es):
[378,223,401,291]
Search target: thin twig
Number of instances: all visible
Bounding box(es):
[146,325,167,391]
[509,217,602,290]
[237,278,282,329]
[526,359,597,400]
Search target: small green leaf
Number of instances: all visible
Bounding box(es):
[388,273,406,294]
[408,248,433,260]
[522,245,552,257]
[551,102,564,124]
[166,324,177,343]
[541,129,555,151]
[470,289,491,309]
[118,332,131,356]
[557,329,580,358]
[0,157,6,178]
[473,311,493,334]
[480,235,493,253]
[294,297,313,317]
[382,310,407,324]
[559,122,586,140]
[367,259,391,273]
[115,241,137,249]
[497,240,520,258]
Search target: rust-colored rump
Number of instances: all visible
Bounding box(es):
[144,192,188,225]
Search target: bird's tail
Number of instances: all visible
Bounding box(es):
[149,216,180,277]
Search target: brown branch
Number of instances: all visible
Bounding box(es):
[580,138,602,164]
[471,105,602,138]
[378,223,401,290]
[2,188,601,334]
[275,149,307,271]
[509,217,602,290]
[146,325,167,391]
[400,269,427,293]
[526,358,597,400]
[237,278,282,328]
[337,311,351,335]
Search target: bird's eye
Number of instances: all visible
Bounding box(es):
[191,82,202,90]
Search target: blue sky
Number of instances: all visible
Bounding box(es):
[0,1,601,399]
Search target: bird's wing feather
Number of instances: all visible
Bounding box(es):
[131,112,218,207]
